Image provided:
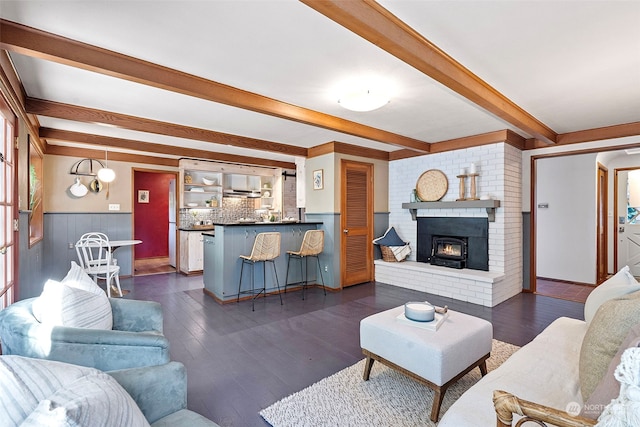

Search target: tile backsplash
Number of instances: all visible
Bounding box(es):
[180,198,260,227]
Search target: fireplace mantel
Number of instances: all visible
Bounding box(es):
[401,200,501,221]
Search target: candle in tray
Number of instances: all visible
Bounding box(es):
[459,168,466,176]
[469,162,477,174]
[404,302,435,322]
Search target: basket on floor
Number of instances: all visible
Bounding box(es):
[380,245,402,262]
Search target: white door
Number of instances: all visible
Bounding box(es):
[618,169,640,278]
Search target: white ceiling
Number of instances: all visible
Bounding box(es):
[1,0,639,164]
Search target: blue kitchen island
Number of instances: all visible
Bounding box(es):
[202,222,324,303]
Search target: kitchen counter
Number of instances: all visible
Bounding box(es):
[179,227,214,232]
[202,222,323,303]
[213,221,322,227]
[180,222,321,231]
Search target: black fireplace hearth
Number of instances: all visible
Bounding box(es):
[417,217,489,271]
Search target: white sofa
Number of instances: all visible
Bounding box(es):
[439,316,586,426]
[439,266,640,427]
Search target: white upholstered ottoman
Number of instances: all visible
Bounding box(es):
[360,306,493,421]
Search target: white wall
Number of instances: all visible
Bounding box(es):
[535,154,597,283]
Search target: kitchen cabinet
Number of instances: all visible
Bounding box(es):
[202,233,218,292]
[202,223,322,302]
[224,174,261,191]
[178,158,283,215]
[181,169,222,209]
[179,230,204,274]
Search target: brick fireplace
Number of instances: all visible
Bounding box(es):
[376,142,523,307]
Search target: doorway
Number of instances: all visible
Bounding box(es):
[532,153,602,301]
[340,160,373,287]
[616,168,640,277]
[597,163,608,284]
[133,169,178,276]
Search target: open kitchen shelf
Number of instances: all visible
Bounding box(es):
[401,200,501,222]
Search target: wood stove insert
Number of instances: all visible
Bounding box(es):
[430,236,468,269]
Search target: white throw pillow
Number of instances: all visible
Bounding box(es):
[584,266,640,323]
[32,280,113,330]
[62,261,104,295]
[20,370,150,427]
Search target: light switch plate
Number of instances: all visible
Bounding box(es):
[108,204,120,211]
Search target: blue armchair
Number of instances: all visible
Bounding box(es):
[0,356,218,426]
[0,297,170,371]
[109,361,219,426]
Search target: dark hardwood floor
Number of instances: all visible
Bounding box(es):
[119,273,585,427]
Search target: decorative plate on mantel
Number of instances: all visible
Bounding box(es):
[416,169,448,201]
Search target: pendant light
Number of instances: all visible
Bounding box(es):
[97,148,116,183]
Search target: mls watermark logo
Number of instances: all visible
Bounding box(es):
[565,401,582,417]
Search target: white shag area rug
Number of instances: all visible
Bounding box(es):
[260,339,519,427]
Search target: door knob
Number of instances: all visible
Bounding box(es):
[343,229,349,234]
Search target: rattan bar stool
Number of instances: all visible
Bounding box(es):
[237,232,283,311]
[284,229,326,300]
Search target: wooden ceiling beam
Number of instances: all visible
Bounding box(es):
[557,122,640,146]
[26,97,307,158]
[300,0,557,145]
[45,143,180,167]
[307,141,390,161]
[1,18,431,153]
[40,128,296,169]
[388,129,527,160]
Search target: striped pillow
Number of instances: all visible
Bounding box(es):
[62,261,104,295]
[32,280,113,330]
[0,355,93,426]
[1,356,149,427]
[21,371,150,427]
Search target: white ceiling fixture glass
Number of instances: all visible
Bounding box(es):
[97,149,116,183]
[335,77,393,112]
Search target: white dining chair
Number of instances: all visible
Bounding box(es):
[75,232,122,297]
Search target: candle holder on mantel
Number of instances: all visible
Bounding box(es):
[468,173,480,200]
[456,174,467,201]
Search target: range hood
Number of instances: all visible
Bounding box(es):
[223,189,261,198]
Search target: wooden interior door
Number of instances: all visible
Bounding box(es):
[340,160,373,287]
[597,163,608,283]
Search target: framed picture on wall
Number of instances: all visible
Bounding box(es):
[313,169,323,190]
[138,189,149,203]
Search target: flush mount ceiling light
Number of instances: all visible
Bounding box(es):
[97,149,115,183]
[338,87,390,112]
[335,76,392,112]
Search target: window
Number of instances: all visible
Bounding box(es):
[628,169,640,225]
[28,137,43,246]
[0,95,16,309]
